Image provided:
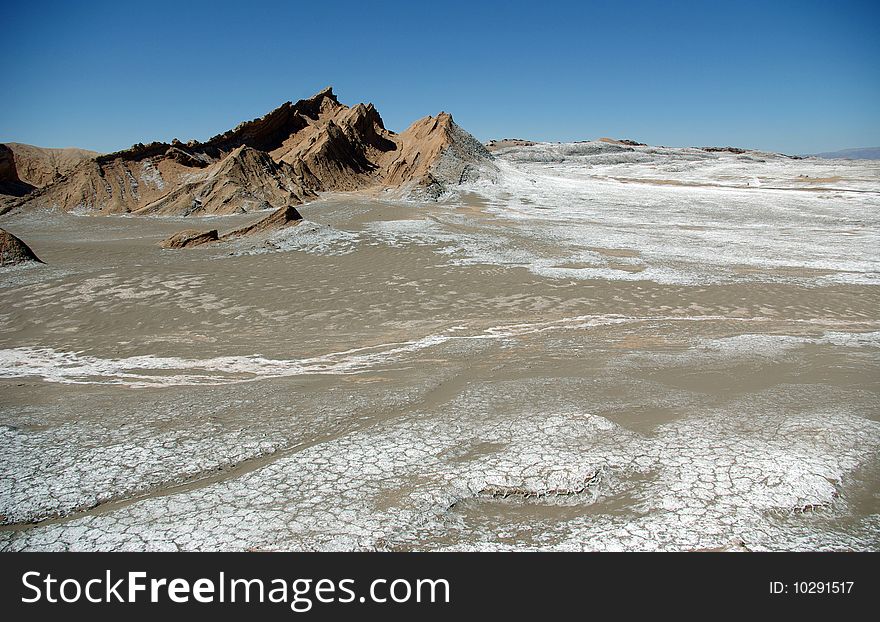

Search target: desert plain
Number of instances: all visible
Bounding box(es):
[1,92,878,551]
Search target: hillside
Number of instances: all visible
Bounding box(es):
[1,88,496,217]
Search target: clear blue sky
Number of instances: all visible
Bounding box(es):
[2,0,878,154]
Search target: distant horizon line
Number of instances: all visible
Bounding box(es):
[3,136,878,160]
[3,86,875,157]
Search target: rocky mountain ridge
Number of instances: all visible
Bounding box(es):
[1,88,496,220]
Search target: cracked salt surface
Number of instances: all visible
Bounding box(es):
[0,423,286,524]
[1,324,878,549]
[429,415,880,552]
[2,386,877,551]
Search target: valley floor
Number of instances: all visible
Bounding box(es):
[1,142,878,551]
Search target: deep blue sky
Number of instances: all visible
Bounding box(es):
[2,0,878,154]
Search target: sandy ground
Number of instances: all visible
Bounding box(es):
[0,142,878,551]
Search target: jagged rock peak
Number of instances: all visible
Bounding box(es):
[97,87,343,163]
[303,86,338,106]
[7,87,496,217]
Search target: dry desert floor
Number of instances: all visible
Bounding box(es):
[1,141,878,551]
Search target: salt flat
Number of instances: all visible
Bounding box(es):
[1,142,878,550]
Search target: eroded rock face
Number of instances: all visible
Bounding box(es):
[223,205,303,239]
[0,228,43,265]
[161,205,303,249]
[14,87,495,218]
[0,145,35,199]
[159,229,219,249]
[135,146,314,217]
[383,111,496,193]
[3,143,99,188]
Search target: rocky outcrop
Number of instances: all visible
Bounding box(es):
[11,87,495,227]
[159,229,219,249]
[378,112,497,199]
[162,205,303,249]
[701,146,748,154]
[222,205,303,240]
[133,146,315,217]
[23,141,315,216]
[0,228,44,266]
[598,137,647,147]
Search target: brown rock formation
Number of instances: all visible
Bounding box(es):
[159,229,219,249]
[0,228,44,266]
[11,87,495,221]
[385,112,495,196]
[598,138,647,147]
[701,146,748,154]
[133,146,315,217]
[222,205,303,240]
[162,206,303,249]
